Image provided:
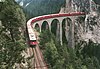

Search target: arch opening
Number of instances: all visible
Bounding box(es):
[62,19,67,44]
[34,23,40,32]
[41,21,49,32]
[51,19,60,37]
[62,18,72,44]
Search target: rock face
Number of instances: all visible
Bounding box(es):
[74,12,100,43]
[82,12,100,43]
[75,0,100,43]
[61,0,100,44]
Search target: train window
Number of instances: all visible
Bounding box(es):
[31,35,34,37]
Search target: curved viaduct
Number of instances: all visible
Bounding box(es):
[27,12,85,46]
[27,12,85,69]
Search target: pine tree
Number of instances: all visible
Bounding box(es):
[0,0,26,68]
[93,0,100,5]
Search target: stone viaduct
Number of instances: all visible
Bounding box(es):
[27,12,85,48]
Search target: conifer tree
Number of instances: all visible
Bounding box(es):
[0,0,26,68]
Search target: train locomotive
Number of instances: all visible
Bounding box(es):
[28,32,37,47]
[27,21,37,47]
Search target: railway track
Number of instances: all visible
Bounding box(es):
[29,46,48,69]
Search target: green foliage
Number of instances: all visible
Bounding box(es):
[39,30,55,49]
[0,0,26,68]
[0,41,26,69]
[75,40,100,69]
[93,0,100,5]
[22,0,65,19]
[0,26,26,68]
[39,30,100,69]
[44,39,59,68]
[0,3,26,28]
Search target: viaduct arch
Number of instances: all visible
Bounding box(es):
[27,12,85,47]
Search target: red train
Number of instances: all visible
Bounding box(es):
[26,23,37,47]
[28,33,37,47]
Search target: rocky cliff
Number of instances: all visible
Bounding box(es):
[60,0,100,44]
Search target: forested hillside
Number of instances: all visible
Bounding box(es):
[0,0,27,68]
[15,0,65,18]
[0,0,100,69]
[93,0,100,5]
[39,30,100,69]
